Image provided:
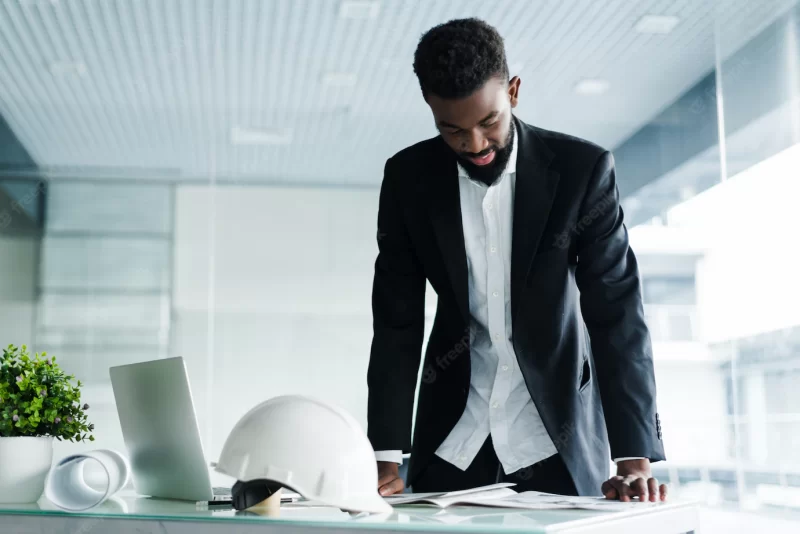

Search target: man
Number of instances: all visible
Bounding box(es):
[367,18,666,501]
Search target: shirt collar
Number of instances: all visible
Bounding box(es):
[457,125,518,180]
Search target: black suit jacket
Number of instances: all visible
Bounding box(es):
[367,117,665,496]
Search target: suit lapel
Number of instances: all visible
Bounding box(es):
[510,119,560,321]
[427,139,470,324]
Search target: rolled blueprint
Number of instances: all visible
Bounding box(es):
[44,449,130,511]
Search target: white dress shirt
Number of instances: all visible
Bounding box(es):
[438,129,559,474]
[375,129,641,470]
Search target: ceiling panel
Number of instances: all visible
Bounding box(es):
[0,0,797,185]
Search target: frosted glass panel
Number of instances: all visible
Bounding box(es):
[51,349,164,385]
[37,327,166,349]
[46,183,171,234]
[40,236,170,290]
[38,294,167,330]
[0,235,38,300]
[0,180,43,222]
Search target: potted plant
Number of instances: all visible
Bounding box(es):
[0,345,94,504]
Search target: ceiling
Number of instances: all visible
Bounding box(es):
[0,0,797,186]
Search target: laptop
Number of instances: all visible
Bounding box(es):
[109,357,298,505]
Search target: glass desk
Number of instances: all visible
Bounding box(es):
[0,492,698,534]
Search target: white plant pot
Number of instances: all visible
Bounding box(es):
[0,436,54,504]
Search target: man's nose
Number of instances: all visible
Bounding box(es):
[463,130,489,154]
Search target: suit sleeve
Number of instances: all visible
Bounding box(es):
[574,151,665,462]
[367,157,427,453]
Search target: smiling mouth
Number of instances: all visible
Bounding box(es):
[465,150,496,166]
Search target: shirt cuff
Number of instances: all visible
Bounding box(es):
[614,457,646,463]
[374,450,404,464]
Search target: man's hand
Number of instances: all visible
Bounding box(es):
[377,461,405,496]
[601,459,667,502]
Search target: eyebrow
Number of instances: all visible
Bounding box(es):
[438,111,499,130]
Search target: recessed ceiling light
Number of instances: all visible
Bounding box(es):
[49,61,87,77]
[339,0,380,20]
[231,126,293,146]
[322,72,358,88]
[574,78,610,96]
[635,15,680,34]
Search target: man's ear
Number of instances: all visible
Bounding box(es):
[508,76,521,108]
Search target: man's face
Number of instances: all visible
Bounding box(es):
[426,76,520,183]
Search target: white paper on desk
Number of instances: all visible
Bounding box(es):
[383,483,517,508]
[44,449,131,511]
[470,491,663,512]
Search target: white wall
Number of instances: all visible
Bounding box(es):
[668,142,800,343]
[173,185,391,474]
[0,235,38,347]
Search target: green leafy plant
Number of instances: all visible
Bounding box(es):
[0,345,94,441]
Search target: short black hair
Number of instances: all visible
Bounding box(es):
[413,18,509,99]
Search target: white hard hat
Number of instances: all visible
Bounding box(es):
[214,395,392,514]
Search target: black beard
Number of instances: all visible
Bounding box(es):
[457,121,515,186]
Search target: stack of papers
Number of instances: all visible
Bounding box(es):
[383,483,517,508]
[481,491,661,511]
[384,484,662,512]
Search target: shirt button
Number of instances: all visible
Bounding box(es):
[492,291,499,297]
[487,204,493,210]
[502,365,509,371]
[492,402,499,409]
[493,333,500,341]
[490,246,497,253]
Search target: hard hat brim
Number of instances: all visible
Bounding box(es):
[214,464,393,515]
